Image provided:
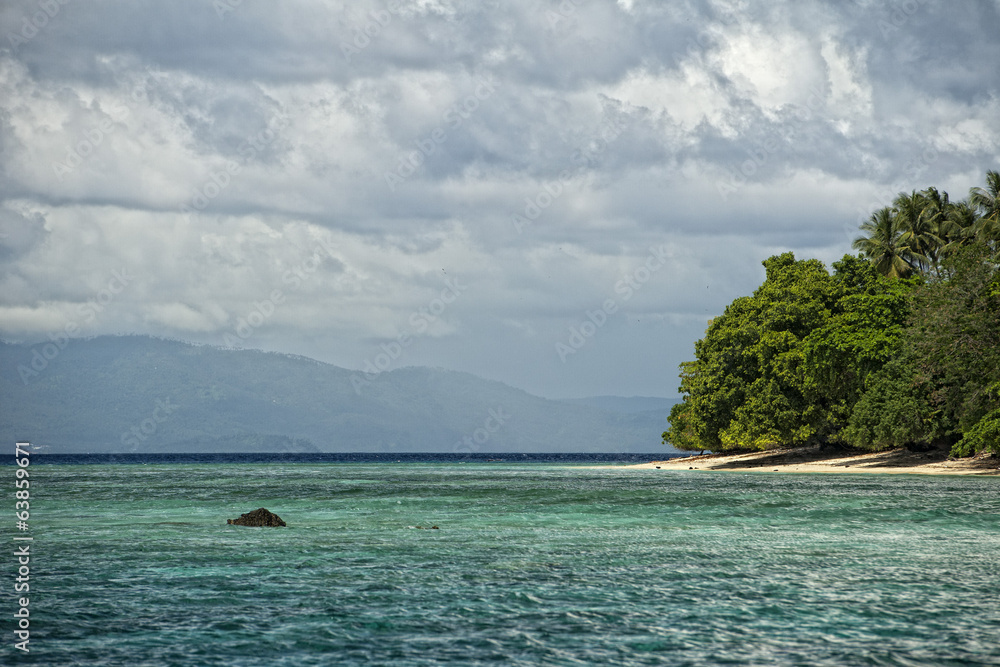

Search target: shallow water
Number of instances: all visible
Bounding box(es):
[16,461,1000,665]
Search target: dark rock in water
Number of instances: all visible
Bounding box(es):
[227,507,286,527]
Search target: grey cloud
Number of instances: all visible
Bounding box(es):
[0,207,46,264]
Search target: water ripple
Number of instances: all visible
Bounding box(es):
[22,463,1000,666]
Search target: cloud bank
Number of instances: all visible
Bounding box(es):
[2,0,998,397]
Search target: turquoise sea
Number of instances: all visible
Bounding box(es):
[12,456,1000,666]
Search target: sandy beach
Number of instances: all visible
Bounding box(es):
[622,445,1000,476]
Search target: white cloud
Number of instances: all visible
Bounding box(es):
[820,37,872,129]
[711,21,826,112]
[605,65,731,134]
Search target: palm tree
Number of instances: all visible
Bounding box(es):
[924,200,982,280]
[938,200,980,257]
[852,206,915,278]
[969,170,1000,247]
[894,190,942,275]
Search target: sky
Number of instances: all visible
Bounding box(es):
[1,0,998,399]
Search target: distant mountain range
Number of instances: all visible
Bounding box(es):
[1,336,681,454]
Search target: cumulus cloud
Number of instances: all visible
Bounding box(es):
[1,0,998,398]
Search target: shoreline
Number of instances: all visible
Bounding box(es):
[614,445,1000,476]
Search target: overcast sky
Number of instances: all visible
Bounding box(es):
[1,0,998,399]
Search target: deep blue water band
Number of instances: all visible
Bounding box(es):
[14,452,685,465]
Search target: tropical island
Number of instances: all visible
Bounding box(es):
[662,170,1000,465]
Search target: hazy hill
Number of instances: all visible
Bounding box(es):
[1,336,680,454]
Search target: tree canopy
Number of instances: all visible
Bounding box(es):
[665,171,1000,457]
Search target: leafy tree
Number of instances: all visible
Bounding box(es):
[840,357,935,451]
[800,255,917,439]
[665,387,701,452]
[663,253,908,452]
[954,404,1000,457]
[908,244,1000,455]
[842,239,999,454]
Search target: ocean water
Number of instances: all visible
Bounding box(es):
[12,456,1000,666]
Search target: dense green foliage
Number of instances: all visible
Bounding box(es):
[665,254,914,452]
[665,171,1000,457]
